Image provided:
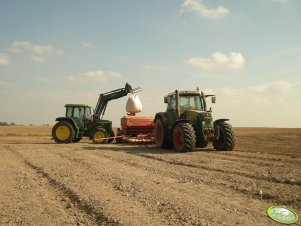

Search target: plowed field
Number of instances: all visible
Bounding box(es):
[0,127,300,225]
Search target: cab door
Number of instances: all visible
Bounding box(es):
[72,107,85,130]
[166,95,177,125]
[83,107,92,131]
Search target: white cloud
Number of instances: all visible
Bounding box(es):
[213,80,301,127]
[249,81,295,95]
[69,70,107,82]
[56,49,64,55]
[69,70,124,82]
[10,41,62,55]
[83,70,106,81]
[203,88,214,94]
[272,0,288,3]
[0,81,14,88]
[35,77,60,83]
[10,41,32,53]
[108,71,123,78]
[30,55,45,63]
[181,0,229,19]
[220,87,241,96]
[144,64,168,72]
[80,41,91,48]
[219,81,297,98]
[9,41,63,63]
[31,44,55,55]
[187,52,244,69]
[0,53,11,66]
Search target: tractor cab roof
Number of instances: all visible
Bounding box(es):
[64,104,91,108]
[166,90,203,97]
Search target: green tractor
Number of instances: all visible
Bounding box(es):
[154,88,235,152]
[52,83,140,144]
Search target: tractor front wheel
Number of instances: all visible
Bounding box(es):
[213,122,235,151]
[194,126,208,148]
[92,128,108,144]
[172,123,196,152]
[52,121,75,143]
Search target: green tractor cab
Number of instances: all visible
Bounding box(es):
[52,83,140,144]
[154,88,235,152]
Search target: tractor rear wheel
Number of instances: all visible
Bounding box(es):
[172,123,196,152]
[92,128,108,144]
[213,122,235,151]
[154,118,171,149]
[52,121,75,143]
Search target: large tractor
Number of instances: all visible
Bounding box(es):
[154,88,235,152]
[52,83,140,144]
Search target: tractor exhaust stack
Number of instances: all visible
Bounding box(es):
[175,90,180,119]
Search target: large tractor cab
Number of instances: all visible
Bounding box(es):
[154,88,235,152]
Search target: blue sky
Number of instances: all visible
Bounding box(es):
[0,0,300,127]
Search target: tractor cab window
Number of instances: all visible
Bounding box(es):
[179,95,204,111]
[66,107,73,118]
[73,107,85,119]
[85,107,92,119]
[167,95,176,111]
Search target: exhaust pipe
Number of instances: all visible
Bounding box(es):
[175,90,180,119]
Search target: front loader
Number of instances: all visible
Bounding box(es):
[52,83,141,144]
[154,88,235,152]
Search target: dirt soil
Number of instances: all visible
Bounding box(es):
[0,126,300,226]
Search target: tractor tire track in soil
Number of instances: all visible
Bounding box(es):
[0,127,301,226]
[23,159,119,226]
[25,147,265,226]
[0,145,98,226]
[73,146,301,209]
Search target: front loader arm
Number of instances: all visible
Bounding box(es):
[93,83,141,121]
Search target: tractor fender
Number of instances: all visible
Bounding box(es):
[213,119,229,141]
[172,119,191,129]
[214,118,229,126]
[55,117,80,137]
[154,112,169,126]
[93,126,108,132]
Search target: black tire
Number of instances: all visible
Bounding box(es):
[172,123,196,152]
[194,126,208,148]
[92,128,108,144]
[154,118,172,149]
[52,121,75,144]
[107,130,115,144]
[73,137,82,143]
[213,122,235,151]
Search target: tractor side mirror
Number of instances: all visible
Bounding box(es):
[211,96,216,104]
[164,96,168,103]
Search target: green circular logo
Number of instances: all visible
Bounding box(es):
[267,206,298,224]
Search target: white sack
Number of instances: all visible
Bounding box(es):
[126,95,143,114]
